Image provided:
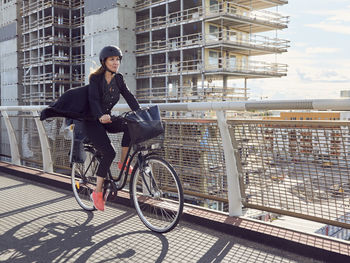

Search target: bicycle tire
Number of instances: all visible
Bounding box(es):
[130,155,184,233]
[71,151,99,211]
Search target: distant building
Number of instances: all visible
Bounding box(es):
[340,90,350,98]
[316,213,350,241]
[263,111,350,121]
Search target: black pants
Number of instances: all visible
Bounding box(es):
[83,116,130,178]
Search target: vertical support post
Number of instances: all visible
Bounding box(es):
[216,110,242,216]
[180,0,184,101]
[201,0,206,92]
[165,2,169,102]
[149,7,153,103]
[1,111,21,165]
[33,111,53,173]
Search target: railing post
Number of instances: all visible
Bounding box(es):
[216,110,242,216]
[33,110,53,173]
[1,111,21,165]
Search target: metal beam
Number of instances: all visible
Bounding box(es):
[216,110,242,216]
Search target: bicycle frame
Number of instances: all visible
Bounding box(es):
[85,142,158,194]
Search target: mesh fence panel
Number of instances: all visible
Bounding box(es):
[42,118,70,173]
[158,118,227,209]
[230,120,350,227]
[18,116,43,170]
[0,118,11,159]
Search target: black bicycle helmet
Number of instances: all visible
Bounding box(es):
[99,45,123,65]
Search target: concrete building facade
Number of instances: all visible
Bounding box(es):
[84,0,136,103]
[0,0,20,106]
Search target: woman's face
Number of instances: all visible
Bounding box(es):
[105,56,121,73]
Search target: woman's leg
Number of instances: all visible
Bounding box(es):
[105,116,131,164]
[83,120,116,192]
[96,176,105,193]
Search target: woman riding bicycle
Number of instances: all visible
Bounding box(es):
[86,45,140,211]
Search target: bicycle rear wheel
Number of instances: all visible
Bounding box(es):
[71,151,99,211]
[130,155,184,233]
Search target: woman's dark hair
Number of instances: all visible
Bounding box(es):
[89,66,105,81]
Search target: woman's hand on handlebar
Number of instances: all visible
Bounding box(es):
[99,114,112,124]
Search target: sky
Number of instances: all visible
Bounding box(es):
[248,0,350,100]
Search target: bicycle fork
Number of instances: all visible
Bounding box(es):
[138,154,158,198]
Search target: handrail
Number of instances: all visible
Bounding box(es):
[1,99,350,112]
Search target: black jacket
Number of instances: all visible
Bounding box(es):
[89,72,140,119]
[40,73,140,121]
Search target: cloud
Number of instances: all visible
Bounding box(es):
[296,68,350,83]
[307,22,350,35]
[305,7,350,22]
[305,6,350,34]
[305,47,340,54]
[248,51,350,100]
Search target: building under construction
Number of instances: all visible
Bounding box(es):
[20,0,84,105]
[0,0,288,106]
[135,0,289,103]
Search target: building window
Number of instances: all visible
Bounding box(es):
[209,25,219,41]
[228,31,237,41]
[209,51,219,67]
[242,56,247,69]
[210,0,219,12]
[228,54,236,69]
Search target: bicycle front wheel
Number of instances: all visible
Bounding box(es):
[71,151,99,211]
[130,155,184,233]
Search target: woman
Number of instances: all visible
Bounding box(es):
[86,45,140,211]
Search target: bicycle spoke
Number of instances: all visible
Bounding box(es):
[71,152,98,211]
[131,156,183,233]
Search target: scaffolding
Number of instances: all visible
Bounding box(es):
[135,0,289,103]
[20,0,84,105]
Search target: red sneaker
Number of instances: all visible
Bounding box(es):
[118,159,133,175]
[91,191,105,211]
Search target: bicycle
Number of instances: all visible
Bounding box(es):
[67,118,184,233]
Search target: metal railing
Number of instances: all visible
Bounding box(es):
[136,86,245,101]
[135,2,288,33]
[136,59,287,78]
[21,54,84,66]
[136,31,289,55]
[205,30,289,54]
[207,2,289,28]
[1,99,350,229]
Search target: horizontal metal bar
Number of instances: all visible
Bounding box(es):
[1,99,350,112]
